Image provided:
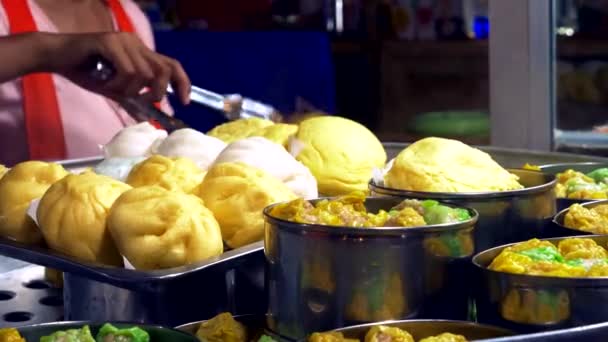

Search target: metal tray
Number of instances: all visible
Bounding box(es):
[0,238,265,327]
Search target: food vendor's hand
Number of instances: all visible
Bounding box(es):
[41,32,191,104]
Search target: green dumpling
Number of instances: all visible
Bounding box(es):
[587,168,608,184]
[95,324,149,342]
[40,326,95,342]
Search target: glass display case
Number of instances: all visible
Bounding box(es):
[489,0,608,156]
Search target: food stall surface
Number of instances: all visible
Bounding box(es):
[1,143,608,336]
[0,266,63,328]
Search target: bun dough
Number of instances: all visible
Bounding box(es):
[127,155,205,193]
[154,128,226,170]
[0,161,68,244]
[197,162,297,248]
[37,172,131,266]
[293,116,386,195]
[108,186,224,270]
[385,137,523,192]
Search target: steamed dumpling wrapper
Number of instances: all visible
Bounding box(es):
[0,328,25,342]
[212,137,318,199]
[127,155,205,193]
[153,128,227,170]
[37,172,131,266]
[385,137,523,192]
[108,186,223,270]
[0,161,68,244]
[196,313,247,342]
[197,162,298,248]
[103,122,167,158]
[364,326,414,342]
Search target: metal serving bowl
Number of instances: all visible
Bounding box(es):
[16,321,198,341]
[550,199,608,237]
[473,235,608,333]
[539,162,608,212]
[264,197,478,340]
[301,319,513,341]
[370,169,556,252]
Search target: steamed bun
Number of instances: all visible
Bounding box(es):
[108,186,224,270]
[207,118,274,143]
[103,122,167,158]
[127,155,205,193]
[197,162,297,248]
[213,137,317,199]
[385,137,523,192]
[154,128,227,170]
[0,161,68,244]
[251,123,298,148]
[292,116,386,195]
[37,172,131,266]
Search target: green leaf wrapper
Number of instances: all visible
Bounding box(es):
[587,168,608,184]
[517,246,564,263]
[40,326,95,342]
[95,324,149,342]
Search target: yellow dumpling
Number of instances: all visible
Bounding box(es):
[251,123,298,148]
[207,118,274,144]
[293,116,386,196]
[0,165,8,179]
[385,137,523,192]
[37,172,131,266]
[108,186,223,270]
[197,162,297,248]
[0,161,68,244]
[127,155,205,193]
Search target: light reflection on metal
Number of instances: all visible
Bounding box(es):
[335,0,344,33]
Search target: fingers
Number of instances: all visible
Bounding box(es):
[96,33,189,104]
[166,57,191,105]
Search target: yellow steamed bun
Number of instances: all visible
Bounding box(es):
[251,123,299,148]
[37,172,131,266]
[127,155,205,193]
[385,137,523,192]
[293,116,386,195]
[108,186,224,270]
[0,165,8,179]
[197,162,297,248]
[207,118,274,144]
[0,161,68,244]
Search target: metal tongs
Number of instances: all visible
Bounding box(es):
[88,57,282,131]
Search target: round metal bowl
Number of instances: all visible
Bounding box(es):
[264,197,478,340]
[473,235,608,334]
[539,162,608,212]
[16,321,198,341]
[298,319,513,341]
[370,169,557,252]
[175,314,292,341]
[550,199,608,237]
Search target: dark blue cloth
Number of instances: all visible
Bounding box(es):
[154,31,336,132]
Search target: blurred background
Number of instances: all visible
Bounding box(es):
[133,0,608,154]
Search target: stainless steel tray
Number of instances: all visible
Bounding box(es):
[0,238,265,327]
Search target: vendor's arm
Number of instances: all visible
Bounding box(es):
[0,32,191,105]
